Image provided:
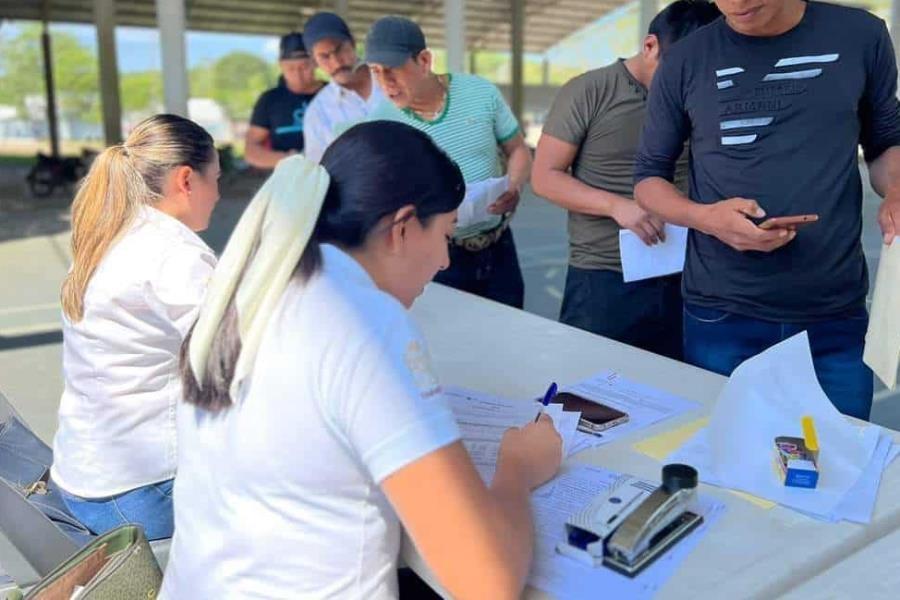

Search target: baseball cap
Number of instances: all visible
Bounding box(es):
[279,32,308,60]
[303,12,354,53]
[365,16,427,68]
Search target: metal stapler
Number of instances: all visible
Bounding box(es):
[556,464,703,577]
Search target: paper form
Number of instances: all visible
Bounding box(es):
[527,464,726,600]
[619,224,688,283]
[444,386,581,485]
[864,238,900,390]
[560,371,702,454]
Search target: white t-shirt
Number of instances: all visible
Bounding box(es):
[52,206,215,498]
[162,244,460,599]
[303,79,385,163]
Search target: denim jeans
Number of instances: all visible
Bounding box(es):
[560,267,683,361]
[59,479,175,541]
[683,303,874,420]
[0,416,93,546]
[434,228,525,309]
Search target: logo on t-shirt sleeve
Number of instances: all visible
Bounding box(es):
[404,340,441,399]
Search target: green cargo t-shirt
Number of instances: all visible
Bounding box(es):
[542,60,689,271]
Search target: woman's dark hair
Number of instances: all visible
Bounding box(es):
[181,120,465,412]
[648,0,721,55]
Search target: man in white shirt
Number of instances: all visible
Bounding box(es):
[301,12,384,162]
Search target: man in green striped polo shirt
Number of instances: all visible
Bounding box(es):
[365,16,532,309]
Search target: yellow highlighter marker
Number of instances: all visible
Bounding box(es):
[802,415,819,462]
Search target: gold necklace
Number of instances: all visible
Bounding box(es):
[412,75,447,120]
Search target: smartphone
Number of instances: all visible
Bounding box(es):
[549,392,630,435]
[756,214,819,230]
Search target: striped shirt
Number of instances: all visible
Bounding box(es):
[303,78,385,163]
[368,73,520,184]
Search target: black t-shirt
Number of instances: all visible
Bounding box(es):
[635,1,900,322]
[249,78,321,153]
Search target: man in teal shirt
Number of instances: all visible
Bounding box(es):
[365,16,532,309]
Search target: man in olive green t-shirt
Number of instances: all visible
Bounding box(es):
[532,0,719,359]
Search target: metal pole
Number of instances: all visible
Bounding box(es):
[444,0,466,73]
[40,4,60,158]
[639,0,657,46]
[511,0,524,124]
[541,56,550,86]
[157,0,190,117]
[94,0,123,144]
[334,0,349,18]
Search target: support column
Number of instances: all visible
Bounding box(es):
[444,0,466,73]
[334,0,349,18]
[94,0,122,145]
[511,0,524,124]
[639,0,657,45]
[40,4,60,158]
[541,57,550,86]
[469,50,477,75]
[156,0,189,117]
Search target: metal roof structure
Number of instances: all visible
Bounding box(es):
[0,0,626,53]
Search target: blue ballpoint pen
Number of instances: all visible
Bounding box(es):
[535,382,558,422]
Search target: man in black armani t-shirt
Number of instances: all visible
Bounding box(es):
[634,0,900,419]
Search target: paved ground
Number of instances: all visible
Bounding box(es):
[0,165,897,442]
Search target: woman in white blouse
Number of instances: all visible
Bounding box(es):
[51,114,220,540]
[162,121,562,599]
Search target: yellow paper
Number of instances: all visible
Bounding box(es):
[633,417,777,510]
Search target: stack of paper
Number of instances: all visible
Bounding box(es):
[444,386,580,485]
[669,333,899,523]
[559,371,701,455]
[529,464,726,600]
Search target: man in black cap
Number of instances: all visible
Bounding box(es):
[366,16,531,309]
[245,32,323,169]
[301,12,384,162]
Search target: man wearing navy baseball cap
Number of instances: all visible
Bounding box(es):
[301,12,384,162]
[245,32,324,169]
[366,16,532,309]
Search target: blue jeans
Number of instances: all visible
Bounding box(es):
[683,303,874,420]
[435,228,525,309]
[560,268,683,361]
[0,416,93,546]
[59,479,174,541]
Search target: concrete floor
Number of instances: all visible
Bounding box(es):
[0,165,897,443]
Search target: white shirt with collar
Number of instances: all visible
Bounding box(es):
[51,205,216,498]
[162,244,460,599]
[303,76,385,163]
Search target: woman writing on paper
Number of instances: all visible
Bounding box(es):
[162,121,562,598]
[52,114,220,540]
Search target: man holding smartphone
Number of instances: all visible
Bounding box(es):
[634,0,900,419]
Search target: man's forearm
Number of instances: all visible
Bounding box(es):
[506,144,532,192]
[245,143,290,169]
[634,177,709,231]
[868,146,900,197]
[532,167,625,217]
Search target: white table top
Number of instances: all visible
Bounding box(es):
[403,283,900,599]
[780,528,900,599]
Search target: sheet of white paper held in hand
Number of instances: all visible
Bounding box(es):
[619,224,688,283]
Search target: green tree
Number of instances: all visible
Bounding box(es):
[210,51,274,120]
[0,24,100,123]
[120,70,163,114]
